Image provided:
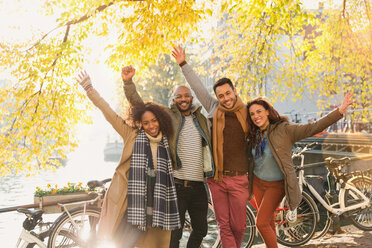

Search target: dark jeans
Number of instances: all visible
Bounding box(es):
[169,180,208,248]
[114,213,144,248]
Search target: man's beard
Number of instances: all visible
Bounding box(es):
[177,102,192,112]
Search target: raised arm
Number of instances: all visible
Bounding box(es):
[287,92,355,142]
[172,45,218,115]
[121,65,145,107]
[76,70,133,139]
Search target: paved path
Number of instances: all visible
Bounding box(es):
[252,225,372,248]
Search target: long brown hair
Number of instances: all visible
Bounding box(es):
[246,98,287,143]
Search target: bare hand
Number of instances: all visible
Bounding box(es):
[76,70,92,91]
[338,92,355,114]
[121,65,135,82]
[172,45,186,65]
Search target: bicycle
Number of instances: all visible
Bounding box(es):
[47,178,111,247]
[15,193,100,248]
[305,157,372,239]
[15,178,110,248]
[276,154,371,247]
[316,157,372,234]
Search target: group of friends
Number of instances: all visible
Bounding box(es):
[76,45,354,248]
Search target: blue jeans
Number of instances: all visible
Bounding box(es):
[169,180,208,248]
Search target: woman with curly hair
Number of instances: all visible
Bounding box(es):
[246,93,354,248]
[77,71,180,248]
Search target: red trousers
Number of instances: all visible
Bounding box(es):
[207,175,249,248]
[253,175,285,248]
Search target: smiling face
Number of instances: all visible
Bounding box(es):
[215,83,237,109]
[249,103,270,130]
[172,86,193,115]
[141,111,160,137]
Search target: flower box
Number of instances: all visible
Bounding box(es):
[34,192,90,214]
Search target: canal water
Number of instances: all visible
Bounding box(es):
[0,152,117,247]
[0,114,119,246]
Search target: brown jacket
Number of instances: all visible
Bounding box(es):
[87,88,137,238]
[248,109,343,210]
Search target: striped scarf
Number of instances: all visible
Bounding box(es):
[127,129,180,231]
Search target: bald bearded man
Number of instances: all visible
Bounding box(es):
[122,66,215,248]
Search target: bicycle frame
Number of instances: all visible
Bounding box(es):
[297,156,370,216]
[56,194,101,231]
[16,228,47,248]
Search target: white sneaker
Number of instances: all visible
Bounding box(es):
[286,209,297,223]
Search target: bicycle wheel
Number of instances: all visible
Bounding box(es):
[241,206,256,248]
[312,195,332,239]
[276,191,317,247]
[47,206,101,248]
[345,176,372,231]
[182,202,221,248]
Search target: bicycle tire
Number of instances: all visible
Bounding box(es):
[312,195,332,239]
[276,191,317,247]
[241,206,256,248]
[345,176,372,231]
[182,202,221,248]
[47,206,101,248]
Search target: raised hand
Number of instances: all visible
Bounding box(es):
[172,45,186,65]
[121,65,135,82]
[338,92,355,114]
[76,70,92,91]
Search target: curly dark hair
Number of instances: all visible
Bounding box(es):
[128,102,174,138]
[246,98,288,143]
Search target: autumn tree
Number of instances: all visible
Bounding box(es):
[0,0,209,176]
[200,0,371,122]
[1,0,370,177]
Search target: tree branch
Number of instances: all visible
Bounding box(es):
[342,0,347,19]
[25,0,143,51]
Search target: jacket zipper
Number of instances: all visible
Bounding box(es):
[266,125,292,208]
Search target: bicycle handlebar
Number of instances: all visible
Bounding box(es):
[292,142,318,158]
[306,142,318,149]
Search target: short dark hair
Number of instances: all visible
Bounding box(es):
[213,77,234,94]
[128,102,174,138]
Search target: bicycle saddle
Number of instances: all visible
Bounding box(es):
[17,208,43,218]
